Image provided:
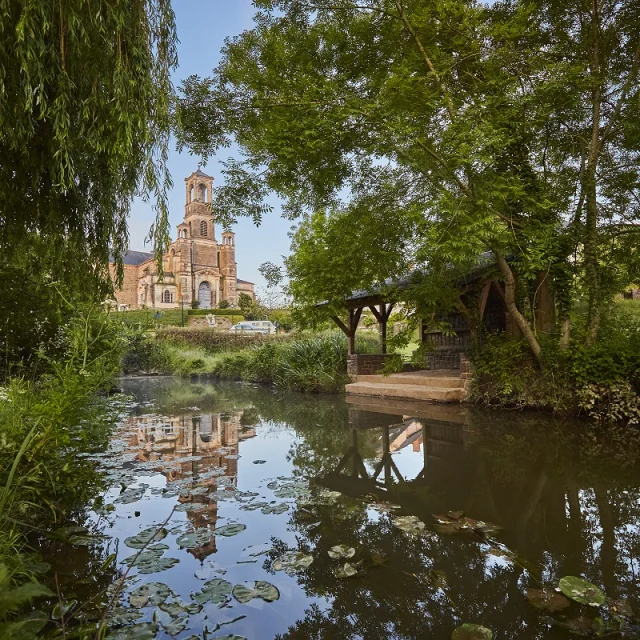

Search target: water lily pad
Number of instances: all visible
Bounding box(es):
[558,576,606,607]
[433,514,501,537]
[176,530,213,549]
[273,487,299,498]
[273,551,314,575]
[261,503,289,515]
[526,587,571,612]
[52,600,77,620]
[105,622,158,640]
[191,578,233,606]
[115,487,146,504]
[163,618,187,636]
[240,502,270,511]
[214,523,246,537]
[108,607,144,626]
[232,581,280,604]
[451,623,493,639]
[121,550,179,574]
[124,527,168,549]
[335,562,359,578]
[392,515,425,534]
[328,545,356,560]
[186,486,209,496]
[129,582,171,608]
[159,600,202,617]
[175,502,204,512]
[67,533,109,546]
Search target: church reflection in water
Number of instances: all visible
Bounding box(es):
[124,410,256,561]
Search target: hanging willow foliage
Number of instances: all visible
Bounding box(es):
[0,0,177,293]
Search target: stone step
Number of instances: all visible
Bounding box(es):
[345,381,465,403]
[355,373,465,389]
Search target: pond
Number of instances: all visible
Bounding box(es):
[44,377,640,639]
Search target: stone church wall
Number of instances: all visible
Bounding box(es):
[110,264,139,307]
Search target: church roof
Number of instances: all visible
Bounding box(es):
[237,279,254,285]
[121,250,154,265]
[194,169,212,178]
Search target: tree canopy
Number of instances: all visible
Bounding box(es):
[0,0,177,293]
[176,0,640,359]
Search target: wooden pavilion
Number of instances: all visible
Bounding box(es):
[322,254,555,379]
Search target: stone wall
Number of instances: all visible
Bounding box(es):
[112,264,139,308]
[347,354,395,376]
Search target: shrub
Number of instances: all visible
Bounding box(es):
[156,328,290,353]
[187,308,244,317]
[470,303,640,423]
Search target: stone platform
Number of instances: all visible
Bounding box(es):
[345,370,467,403]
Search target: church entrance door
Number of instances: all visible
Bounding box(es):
[198,281,212,309]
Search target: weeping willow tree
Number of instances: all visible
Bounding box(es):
[0,0,177,293]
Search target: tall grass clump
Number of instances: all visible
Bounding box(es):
[0,306,130,637]
[208,331,379,392]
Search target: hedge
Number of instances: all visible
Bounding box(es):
[156,327,291,352]
[188,308,245,317]
[116,309,244,328]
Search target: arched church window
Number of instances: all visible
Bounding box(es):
[199,183,207,202]
[163,290,172,303]
[200,220,208,237]
[189,186,194,203]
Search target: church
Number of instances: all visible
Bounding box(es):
[111,170,255,310]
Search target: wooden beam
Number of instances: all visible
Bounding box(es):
[383,303,395,321]
[331,315,350,336]
[479,282,492,319]
[368,305,384,323]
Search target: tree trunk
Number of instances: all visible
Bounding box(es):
[495,251,544,369]
[584,0,602,345]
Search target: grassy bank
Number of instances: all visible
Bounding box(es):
[127,331,379,393]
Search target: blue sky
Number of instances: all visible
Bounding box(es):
[128,1,293,289]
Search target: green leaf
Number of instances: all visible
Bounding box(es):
[129,582,172,608]
[232,581,280,604]
[191,578,232,606]
[272,551,314,575]
[214,523,246,537]
[451,624,493,639]
[124,527,168,549]
[328,545,355,560]
[176,530,213,549]
[558,576,606,607]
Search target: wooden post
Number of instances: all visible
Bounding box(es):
[380,304,387,354]
[369,303,394,354]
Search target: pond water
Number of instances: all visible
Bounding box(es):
[47,377,640,639]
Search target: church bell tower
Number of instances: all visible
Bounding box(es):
[184,169,215,241]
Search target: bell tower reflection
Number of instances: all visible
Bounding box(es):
[126,408,256,561]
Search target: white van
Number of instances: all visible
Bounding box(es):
[247,320,277,334]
